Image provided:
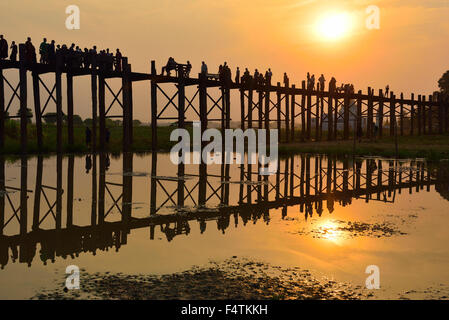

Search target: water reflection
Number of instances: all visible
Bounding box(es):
[0,153,447,269]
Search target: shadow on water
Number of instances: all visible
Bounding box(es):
[0,152,449,269]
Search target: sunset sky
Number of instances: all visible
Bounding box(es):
[1,0,448,121]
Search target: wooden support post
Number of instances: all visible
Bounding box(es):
[378,89,384,138]
[178,73,186,131]
[55,52,63,153]
[291,85,295,142]
[428,94,433,134]
[128,64,134,147]
[357,90,362,138]
[265,87,270,131]
[333,95,338,140]
[32,73,43,149]
[19,45,28,153]
[417,95,422,135]
[276,83,281,138]
[91,57,98,151]
[315,90,320,141]
[32,156,43,230]
[328,84,334,140]
[56,154,62,229]
[410,93,415,135]
[438,93,444,134]
[150,153,157,215]
[306,85,312,141]
[422,95,427,135]
[98,75,106,149]
[91,154,97,226]
[301,81,306,142]
[390,91,395,137]
[98,153,106,224]
[240,87,245,131]
[67,155,74,227]
[151,61,158,150]
[122,59,131,151]
[199,72,208,140]
[319,86,324,141]
[400,93,404,136]
[343,88,350,140]
[248,80,253,129]
[367,87,373,140]
[0,69,4,149]
[285,80,290,142]
[258,90,263,129]
[67,73,74,146]
[19,157,27,236]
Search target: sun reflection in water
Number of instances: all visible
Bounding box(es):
[315,220,344,244]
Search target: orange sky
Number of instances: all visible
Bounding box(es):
[1,0,449,121]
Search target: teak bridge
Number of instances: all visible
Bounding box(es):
[0,154,446,267]
[1,44,448,153]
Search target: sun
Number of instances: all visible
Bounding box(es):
[315,12,353,41]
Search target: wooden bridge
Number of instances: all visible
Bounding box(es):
[0,153,446,268]
[1,43,448,153]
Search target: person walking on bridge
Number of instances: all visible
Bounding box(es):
[25,37,37,64]
[235,67,240,84]
[39,38,48,64]
[201,61,208,75]
[115,49,122,72]
[9,41,17,62]
[318,74,325,91]
[0,35,8,60]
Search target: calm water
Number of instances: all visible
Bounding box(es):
[1,152,449,299]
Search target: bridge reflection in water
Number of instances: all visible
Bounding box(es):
[0,153,448,269]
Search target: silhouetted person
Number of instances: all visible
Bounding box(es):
[161,57,176,76]
[85,126,92,147]
[318,74,325,91]
[329,77,337,92]
[39,38,48,63]
[25,37,36,64]
[385,85,390,97]
[265,68,272,85]
[0,35,8,60]
[235,67,240,84]
[9,41,17,61]
[115,49,122,72]
[85,155,92,174]
[283,72,289,86]
[201,61,208,75]
[47,40,55,65]
[186,61,192,77]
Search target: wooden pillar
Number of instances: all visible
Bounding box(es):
[98,153,106,224]
[343,88,350,140]
[240,87,245,131]
[67,73,74,146]
[333,95,338,140]
[400,93,404,136]
[410,93,415,136]
[122,59,132,151]
[264,87,270,131]
[67,155,74,228]
[19,156,27,236]
[32,156,43,230]
[199,72,208,139]
[151,61,158,150]
[128,64,134,147]
[150,153,157,215]
[91,154,97,226]
[55,52,63,153]
[98,75,106,149]
[284,80,290,142]
[315,89,320,141]
[390,92,396,137]
[0,69,4,149]
[367,87,373,140]
[301,81,306,142]
[248,80,253,129]
[19,45,28,153]
[422,95,427,135]
[0,157,4,236]
[357,90,362,138]
[390,91,396,137]
[32,73,43,149]
[438,93,444,134]
[91,57,98,151]
[328,85,334,140]
[417,95,422,135]
[291,84,296,142]
[276,83,281,138]
[56,154,62,229]
[306,85,312,140]
[258,90,263,129]
[378,89,384,138]
[428,94,433,134]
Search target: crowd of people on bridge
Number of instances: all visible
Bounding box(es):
[0,35,124,72]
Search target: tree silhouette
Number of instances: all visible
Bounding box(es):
[438,70,449,100]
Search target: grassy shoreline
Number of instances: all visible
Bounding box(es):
[2,124,449,160]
